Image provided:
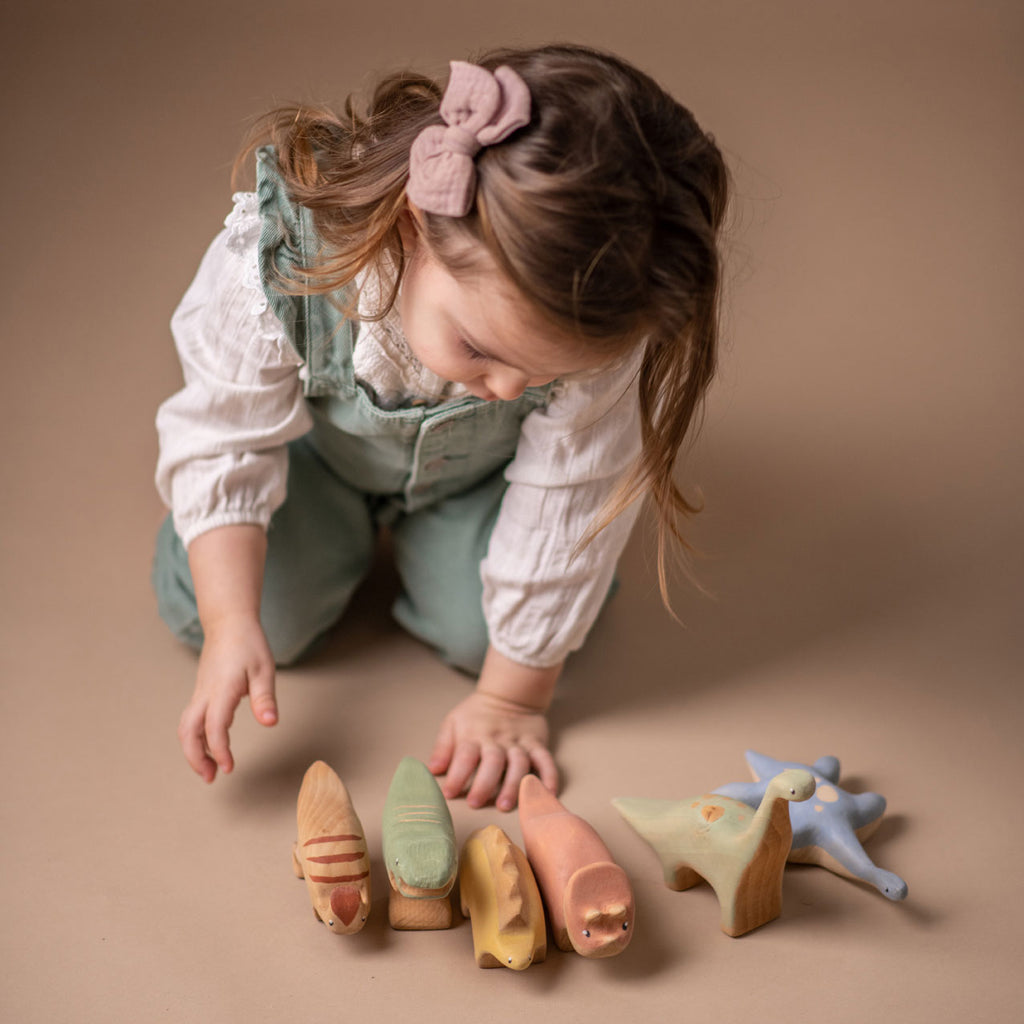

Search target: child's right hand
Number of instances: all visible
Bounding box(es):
[177,614,278,783]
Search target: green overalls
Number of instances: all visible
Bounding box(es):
[153,149,552,672]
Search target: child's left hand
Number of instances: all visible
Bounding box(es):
[429,690,557,811]
[429,648,561,811]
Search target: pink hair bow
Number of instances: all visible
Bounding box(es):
[406,61,531,217]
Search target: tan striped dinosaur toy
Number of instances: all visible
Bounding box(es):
[292,760,371,934]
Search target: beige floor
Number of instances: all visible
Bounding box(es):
[3,1,1021,1021]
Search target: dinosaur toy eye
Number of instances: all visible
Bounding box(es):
[622,922,629,931]
[582,929,591,938]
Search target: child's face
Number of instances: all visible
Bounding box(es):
[397,226,608,402]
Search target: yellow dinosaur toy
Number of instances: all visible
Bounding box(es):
[459,825,546,970]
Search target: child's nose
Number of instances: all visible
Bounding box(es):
[486,368,531,401]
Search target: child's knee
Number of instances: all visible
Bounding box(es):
[262,621,322,668]
[153,514,343,666]
[438,626,488,676]
[392,592,488,675]
[152,516,203,649]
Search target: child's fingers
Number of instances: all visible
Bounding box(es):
[495,746,531,812]
[248,663,278,727]
[177,704,217,783]
[427,720,456,776]
[440,741,481,800]
[203,695,238,777]
[528,744,559,795]
[465,744,507,809]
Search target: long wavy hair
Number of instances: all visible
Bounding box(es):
[236,44,729,606]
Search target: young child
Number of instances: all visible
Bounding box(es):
[154,44,728,811]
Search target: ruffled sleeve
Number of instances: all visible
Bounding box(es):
[154,194,313,547]
[480,347,646,667]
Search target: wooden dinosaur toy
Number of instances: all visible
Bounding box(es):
[517,775,634,958]
[382,757,457,930]
[714,751,908,900]
[613,768,816,937]
[459,825,547,970]
[291,760,371,934]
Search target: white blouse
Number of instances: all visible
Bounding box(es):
[155,194,645,667]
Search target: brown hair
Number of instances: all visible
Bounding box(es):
[237,44,729,606]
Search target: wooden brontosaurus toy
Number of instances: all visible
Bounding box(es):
[714,751,908,900]
[613,768,816,937]
[518,775,634,958]
[292,760,371,934]
[382,757,457,930]
[459,825,546,970]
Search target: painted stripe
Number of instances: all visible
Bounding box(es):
[307,852,366,864]
[303,834,362,846]
[308,870,370,884]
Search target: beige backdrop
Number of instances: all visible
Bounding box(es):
[2,1,1021,1021]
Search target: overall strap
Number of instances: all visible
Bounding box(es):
[255,146,355,396]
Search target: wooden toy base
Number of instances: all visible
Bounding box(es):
[388,890,454,930]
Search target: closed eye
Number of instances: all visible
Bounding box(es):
[460,339,488,361]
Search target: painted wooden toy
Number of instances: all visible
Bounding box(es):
[291,760,371,934]
[517,775,634,958]
[714,751,908,900]
[459,825,547,970]
[613,768,816,937]
[382,757,458,930]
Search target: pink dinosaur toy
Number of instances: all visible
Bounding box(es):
[517,775,634,957]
